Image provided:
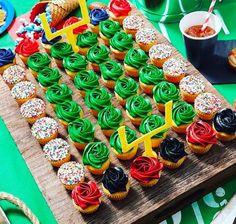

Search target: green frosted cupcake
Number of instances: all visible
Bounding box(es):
[114,77,139,106]
[37,67,62,90]
[124,48,148,77]
[86,44,110,72]
[172,101,196,133]
[139,64,164,94]
[28,52,51,77]
[55,100,83,127]
[63,54,88,80]
[110,31,134,60]
[126,95,152,126]
[85,87,112,117]
[74,70,99,97]
[110,126,138,160]
[98,106,123,137]
[153,81,180,113]
[100,60,124,89]
[82,141,110,175]
[68,118,95,150]
[139,114,167,148]
[99,19,121,46]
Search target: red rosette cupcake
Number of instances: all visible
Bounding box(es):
[130,156,163,187]
[186,120,217,154]
[72,181,102,214]
[63,17,88,35]
[108,0,131,25]
[15,38,39,65]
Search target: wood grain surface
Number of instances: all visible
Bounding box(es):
[0,3,235,224]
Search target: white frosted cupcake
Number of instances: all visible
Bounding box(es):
[123,15,144,38]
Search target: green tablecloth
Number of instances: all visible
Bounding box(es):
[0,0,235,223]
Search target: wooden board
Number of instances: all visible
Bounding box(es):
[0,3,236,224]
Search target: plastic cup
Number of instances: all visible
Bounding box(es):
[179,11,222,68]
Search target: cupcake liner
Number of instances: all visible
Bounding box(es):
[115,92,127,107]
[101,76,116,89]
[65,69,77,80]
[187,142,213,154]
[172,123,190,134]
[90,62,100,72]
[151,57,168,68]
[16,92,37,106]
[140,178,159,187]
[212,125,236,141]
[156,102,165,113]
[54,58,63,68]
[126,110,143,126]
[78,46,89,56]
[124,63,139,77]
[38,132,58,145]
[99,32,110,46]
[87,159,110,175]
[0,62,15,74]
[109,11,128,25]
[123,27,137,38]
[180,90,199,103]
[110,46,127,60]
[137,41,156,53]
[91,109,99,117]
[73,141,89,151]
[113,146,138,160]
[102,182,130,200]
[139,81,154,95]
[164,73,185,84]
[151,133,167,148]
[26,112,46,125]
[89,24,99,34]
[50,153,71,168]
[102,128,116,137]
[159,155,186,169]
[196,108,215,121]
[73,200,100,214]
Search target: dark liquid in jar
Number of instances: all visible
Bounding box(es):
[185,25,216,38]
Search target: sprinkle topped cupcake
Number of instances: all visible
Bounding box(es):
[89,8,109,33]
[0,48,15,73]
[123,15,144,38]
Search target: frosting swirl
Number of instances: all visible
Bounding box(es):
[0,48,15,66]
[63,17,88,34]
[110,31,133,52]
[82,142,110,168]
[130,156,163,183]
[68,118,95,144]
[109,0,131,17]
[41,27,62,45]
[27,52,51,72]
[172,101,196,126]
[124,48,148,69]
[89,8,109,26]
[46,84,73,104]
[87,44,110,64]
[100,60,123,81]
[114,77,139,99]
[72,181,102,209]
[126,95,152,118]
[15,38,39,57]
[99,19,121,39]
[213,108,236,135]
[77,31,98,48]
[153,81,180,104]
[186,121,217,146]
[98,106,123,130]
[74,70,99,92]
[160,137,187,162]
[51,42,73,60]
[63,53,88,72]
[102,167,128,193]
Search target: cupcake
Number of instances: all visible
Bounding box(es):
[124,48,148,77]
[89,8,109,34]
[149,44,172,68]
[58,161,85,190]
[68,118,95,150]
[159,137,187,169]
[55,101,83,128]
[110,31,134,60]
[186,120,217,154]
[98,106,123,137]
[37,67,62,90]
[85,88,112,117]
[63,53,88,80]
[108,0,131,25]
[172,101,196,134]
[77,31,98,56]
[114,77,139,106]
[135,28,158,52]
[123,15,144,38]
[46,84,73,108]
[153,81,180,113]
[11,81,36,105]
[100,60,124,89]
[15,38,39,64]
[102,167,130,200]
[194,92,222,120]
[41,27,62,54]
[63,17,88,35]
[139,64,164,94]
[43,138,70,167]
[163,58,187,83]
[20,98,46,124]
[27,52,51,78]
[86,44,110,72]
[99,19,121,46]
[126,95,152,126]
[179,75,205,103]
[130,156,163,187]
[139,114,167,148]
[51,42,73,68]
[0,48,15,74]
[31,117,58,145]
[2,65,26,89]
[213,108,236,141]
[72,181,102,214]
[110,126,138,160]
[74,70,99,97]
[82,141,110,175]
